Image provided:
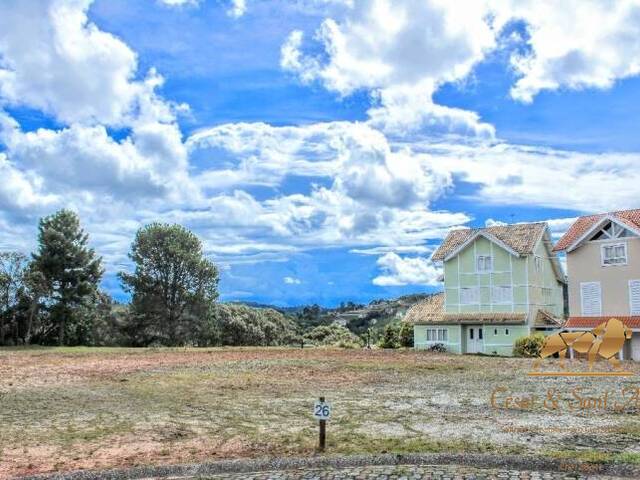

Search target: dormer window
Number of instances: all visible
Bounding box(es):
[602,243,627,266]
[591,221,636,241]
[476,255,493,273]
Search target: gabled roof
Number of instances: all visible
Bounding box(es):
[431,222,547,262]
[553,209,640,252]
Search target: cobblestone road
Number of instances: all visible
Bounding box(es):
[201,464,624,479]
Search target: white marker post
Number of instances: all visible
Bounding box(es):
[313,396,331,451]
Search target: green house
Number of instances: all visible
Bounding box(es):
[406,222,566,355]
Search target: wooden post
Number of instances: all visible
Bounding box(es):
[318,395,326,452]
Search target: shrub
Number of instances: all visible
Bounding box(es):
[210,304,301,347]
[428,343,447,353]
[378,323,400,349]
[513,333,546,357]
[398,322,414,348]
[304,323,363,348]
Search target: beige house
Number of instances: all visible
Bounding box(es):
[553,209,640,360]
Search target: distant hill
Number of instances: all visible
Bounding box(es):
[226,300,286,311]
[224,301,307,315]
[229,293,437,336]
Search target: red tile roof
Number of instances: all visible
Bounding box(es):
[553,209,640,252]
[564,316,640,329]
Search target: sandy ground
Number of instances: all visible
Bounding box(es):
[0,347,639,478]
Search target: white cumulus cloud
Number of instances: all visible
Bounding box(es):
[505,0,640,103]
[418,141,640,213]
[281,0,501,137]
[372,252,442,286]
[0,0,176,126]
[282,0,640,135]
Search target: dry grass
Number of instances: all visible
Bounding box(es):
[1,347,639,478]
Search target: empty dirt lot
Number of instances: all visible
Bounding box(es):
[1,347,639,478]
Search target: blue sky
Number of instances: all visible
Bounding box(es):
[1,0,640,307]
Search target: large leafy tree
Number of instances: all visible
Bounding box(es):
[119,223,219,346]
[31,209,103,345]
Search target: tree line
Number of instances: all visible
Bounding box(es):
[0,209,300,347]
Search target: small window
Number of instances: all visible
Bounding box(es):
[476,255,493,273]
[437,328,448,342]
[505,328,510,336]
[478,328,483,340]
[469,328,474,340]
[534,256,542,272]
[602,243,627,266]
[494,328,498,335]
[427,328,447,342]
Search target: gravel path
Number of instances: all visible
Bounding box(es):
[21,454,640,480]
[200,464,623,479]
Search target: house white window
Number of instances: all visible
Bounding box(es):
[425,328,448,342]
[581,282,602,316]
[492,285,512,304]
[460,286,480,304]
[476,255,493,273]
[630,280,640,316]
[534,256,542,272]
[601,243,627,266]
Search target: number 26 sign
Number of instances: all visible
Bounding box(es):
[313,401,331,420]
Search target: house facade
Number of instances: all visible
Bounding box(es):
[406,222,565,355]
[553,209,640,361]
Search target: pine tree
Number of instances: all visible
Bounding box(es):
[31,210,103,345]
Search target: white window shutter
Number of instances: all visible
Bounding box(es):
[492,286,512,304]
[630,280,640,315]
[460,287,479,304]
[581,282,602,316]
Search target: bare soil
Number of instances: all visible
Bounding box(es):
[1,347,639,479]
